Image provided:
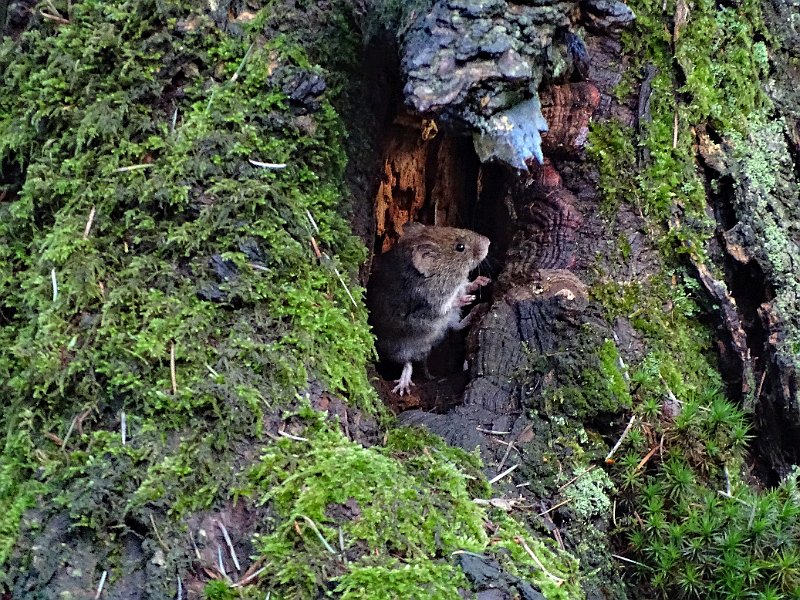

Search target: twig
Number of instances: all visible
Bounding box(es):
[114,164,153,173]
[51,268,58,302]
[718,489,752,508]
[44,432,64,446]
[177,576,183,600]
[248,159,287,169]
[249,263,269,272]
[188,531,202,561]
[338,526,345,552]
[476,427,511,435]
[297,515,336,553]
[635,445,659,472]
[216,520,241,571]
[488,464,518,484]
[171,108,178,134]
[553,526,564,551]
[40,9,70,24]
[724,464,731,496]
[170,342,177,395]
[232,566,266,588]
[514,536,565,586]
[83,206,96,239]
[278,431,309,442]
[120,411,126,445]
[150,513,170,552]
[755,368,767,401]
[61,413,79,449]
[672,110,679,149]
[558,465,597,491]
[309,237,322,258]
[605,415,637,463]
[331,261,358,308]
[230,42,255,83]
[613,554,650,568]
[537,498,569,516]
[94,570,107,599]
[305,209,320,234]
[497,441,515,473]
[217,545,227,576]
[515,481,531,488]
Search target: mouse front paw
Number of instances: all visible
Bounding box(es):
[466,276,491,292]
[454,294,476,307]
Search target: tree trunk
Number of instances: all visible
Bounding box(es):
[2,0,799,599]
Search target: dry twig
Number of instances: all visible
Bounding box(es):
[605,414,636,463]
[514,536,565,586]
[488,464,518,484]
[217,520,241,571]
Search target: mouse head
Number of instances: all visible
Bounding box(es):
[400,222,490,277]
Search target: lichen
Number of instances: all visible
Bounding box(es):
[561,466,614,520]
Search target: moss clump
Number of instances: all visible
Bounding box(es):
[234,408,581,598]
[539,329,633,419]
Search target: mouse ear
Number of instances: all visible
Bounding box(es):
[401,222,425,237]
[411,242,438,276]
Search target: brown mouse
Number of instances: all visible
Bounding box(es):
[366,222,491,395]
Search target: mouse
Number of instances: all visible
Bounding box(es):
[366,222,491,395]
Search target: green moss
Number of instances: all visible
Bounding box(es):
[229,409,581,598]
[590,279,643,321]
[0,411,45,570]
[203,579,238,600]
[0,0,378,575]
[240,415,487,597]
[543,333,632,418]
[585,121,637,217]
[582,0,795,594]
[334,559,469,600]
[487,512,583,600]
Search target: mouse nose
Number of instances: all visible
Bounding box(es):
[475,236,490,260]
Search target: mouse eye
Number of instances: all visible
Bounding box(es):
[455,242,465,252]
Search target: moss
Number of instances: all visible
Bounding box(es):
[231,409,579,598]
[585,121,637,217]
[334,559,469,600]
[540,331,633,419]
[0,0,379,579]
[487,512,583,600]
[241,414,487,597]
[583,0,800,593]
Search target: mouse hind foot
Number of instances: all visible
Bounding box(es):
[392,362,415,396]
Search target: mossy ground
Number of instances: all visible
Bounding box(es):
[0,1,584,597]
[585,0,800,596]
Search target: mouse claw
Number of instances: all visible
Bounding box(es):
[466,276,491,292]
